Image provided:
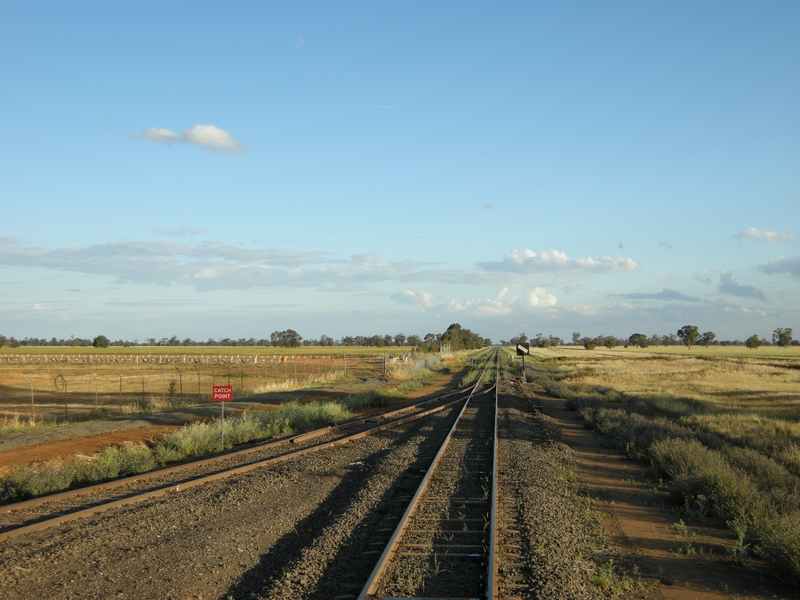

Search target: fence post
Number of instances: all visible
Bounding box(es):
[114,370,123,396]
[159,368,166,401]
[90,372,98,408]
[135,368,146,403]
[175,367,183,401]
[22,376,34,422]
[192,365,201,398]
[55,374,67,419]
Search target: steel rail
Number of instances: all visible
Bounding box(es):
[487,347,500,598]
[357,349,497,600]
[0,375,478,517]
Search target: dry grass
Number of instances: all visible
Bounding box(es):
[0,351,395,426]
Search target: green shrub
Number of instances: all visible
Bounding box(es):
[0,400,356,504]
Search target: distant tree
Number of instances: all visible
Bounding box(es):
[661,334,678,346]
[745,334,762,350]
[406,335,421,347]
[604,337,617,349]
[582,337,597,350]
[483,337,492,346]
[677,325,701,348]
[92,335,110,349]
[319,334,335,347]
[773,328,793,348]
[699,331,716,347]
[340,336,355,346]
[270,329,303,347]
[393,333,406,347]
[509,333,528,346]
[572,332,581,345]
[628,333,649,348]
[424,333,436,343]
[649,334,661,346]
[441,323,485,350]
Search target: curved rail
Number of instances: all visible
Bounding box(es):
[0,352,494,543]
[358,348,498,600]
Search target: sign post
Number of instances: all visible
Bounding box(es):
[516,343,530,383]
[212,385,233,450]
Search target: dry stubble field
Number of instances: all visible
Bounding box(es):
[0,347,410,426]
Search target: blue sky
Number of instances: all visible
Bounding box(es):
[1,1,798,342]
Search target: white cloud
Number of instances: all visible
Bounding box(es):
[139,128,181,143]
[441,287,555,319]
[479,248,640,274]
[136,124,246,155]
[722,306,769,317]
[183,125,245,154]
[659,242,672,249]
[525,287,556,307]
[391,289,434,308]
[734,227,796,243]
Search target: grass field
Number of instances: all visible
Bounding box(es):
[541,343,800,359]
[521,345,800,585]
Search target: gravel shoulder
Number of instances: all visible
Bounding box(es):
[497,383,603,600]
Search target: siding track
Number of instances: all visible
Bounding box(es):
[0,370,489,543]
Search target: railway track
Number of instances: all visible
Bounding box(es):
[358,349,500,600]
[0,359,494,543]
[0,349,606,600]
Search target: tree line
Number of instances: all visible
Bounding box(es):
[0,324,492,351]
[570,326,795,350]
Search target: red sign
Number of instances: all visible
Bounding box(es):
[212,386,233,402]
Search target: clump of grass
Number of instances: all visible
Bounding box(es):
[340,390,390,410]
[1,441,158,502]
[0,413,44,436]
